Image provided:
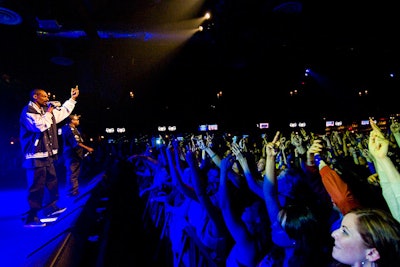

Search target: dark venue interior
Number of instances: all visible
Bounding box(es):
[1,0,400,134]
[1,0,400,266]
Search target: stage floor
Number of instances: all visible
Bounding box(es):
[0,160,172,267]
[0,171,106,267]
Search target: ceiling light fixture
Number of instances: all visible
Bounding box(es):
[0,7,22,25]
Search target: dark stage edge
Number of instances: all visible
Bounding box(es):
[0,171,109,267]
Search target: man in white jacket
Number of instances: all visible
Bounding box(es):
[20,86,79,227]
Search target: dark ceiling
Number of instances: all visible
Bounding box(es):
[1,0,399,135]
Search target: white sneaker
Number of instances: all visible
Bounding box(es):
[40,217,58,223]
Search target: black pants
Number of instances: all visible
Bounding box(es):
[64,157,81,194]
[26,164,59,218]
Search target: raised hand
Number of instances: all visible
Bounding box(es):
[320,134,332,149]
[239,136,248,152]
[369,119,389,159]
[205,133,214,148]
[71,85,79,100]
[291,131,306,154]
[307,139,324,155]
[306,139,324,166]
[291,132,302,147]
[231,142,244,160]
[390,119,400,134]
[197,138,207,150]
[265,131,280,158]
[300,128,309,142]
[390,119,400,147]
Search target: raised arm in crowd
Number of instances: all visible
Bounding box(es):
[126,120,400,267]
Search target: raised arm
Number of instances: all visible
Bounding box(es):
[263,131,281,222]
[165,141,198,200]
[390,119,400,148]
[231,142,264,199]
[218,154,258,266]
[312,139,361,215]
[198,134,222,168]
[185,146,228,234]
[369,118,400,221]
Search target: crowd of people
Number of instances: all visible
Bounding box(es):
[127,118,400,267]
[17,84,400,266]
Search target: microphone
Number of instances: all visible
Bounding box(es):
[47,101,61,108]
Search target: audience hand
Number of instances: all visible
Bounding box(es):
[369,119,389,159]
[390,119,400,134]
